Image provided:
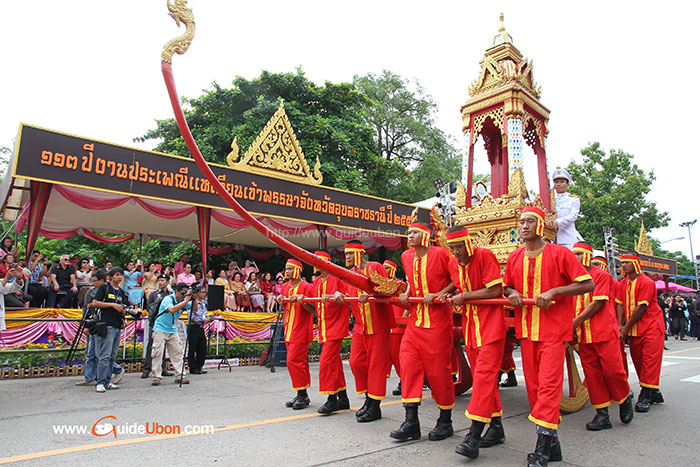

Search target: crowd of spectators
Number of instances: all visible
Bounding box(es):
[658,292,700,340]
[0,240,285,314]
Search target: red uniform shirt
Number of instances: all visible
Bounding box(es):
[346,261,395,335]
[619,273,666,337]
[312,274,349,343]
[281,280,313,343]
[401,246,452,329]
[447,248,506,348]
[574,266,620,344]
[503,243,592,342]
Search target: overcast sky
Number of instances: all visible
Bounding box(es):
[2,1,698,263]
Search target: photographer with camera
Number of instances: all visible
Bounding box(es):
[75,269,125,387]
[187,285,210,375]
[150,282,192,386]
[141,274,173,379]
[90,267,130,392]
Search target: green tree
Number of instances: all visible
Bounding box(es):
[566,143,669,249]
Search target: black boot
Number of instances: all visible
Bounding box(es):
[337,390,350,410]
[635,387,651,413]
[650,388,664,404]
[357,398,381,422]
[392,381,402,396]
[285,395,299,408]
[292,389,310,410]
[356,394,371,418]
[480,416,506,447]
[497,371,504,384]
[500,370,517,387]
[455,420,485,458]
[586,407,612,431]
[527,433,555,467]
[619,391,634,424]
[317,394,339,415]
[527,435,561,463]
[428,409,453,441]
[390,403,421,441]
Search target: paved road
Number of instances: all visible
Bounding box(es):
[1,338,699,466]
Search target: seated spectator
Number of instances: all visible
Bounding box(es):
[123,260,144,307]
[231,272,249,310]
[241,260,259,281]
[273,273,284,296]
[260,271,275,312]
[27,250,49,308]
[75,258,93,307]
[0,253,17,278]
[246,272,265,312]
[174,254,188,277]
[2,265,31,308]
[1,266,25,329]
[176,263,196,286]
[104,261,113,271]
[225,261,241,280]
[47,255,79,308]
[206,268,216,286]
[193,269,207,290]
[215,269,238,311]
[0,237,19,260]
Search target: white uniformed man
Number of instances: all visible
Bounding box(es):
[551,168,582,249]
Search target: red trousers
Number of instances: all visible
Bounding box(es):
[579,339,630,408]
[286,340,310,391]
[319,338,346,395]
[400,324,455,409]
[465,337,504,422]
[520,339,565,429]
[500,330,517,372]
[629,330,664,389]
[387,332,404,378]
[620,340,629,377]
[349,331,390,400]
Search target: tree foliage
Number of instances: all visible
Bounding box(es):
[566,143,669,250]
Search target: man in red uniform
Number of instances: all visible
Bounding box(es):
[275,259,314,410]
[503,206,594,467]
[596,255,631,377]
[498,329,518,387]
[383,260,408,397]
[390,223,455,442]
[445,226,507,459]
[619,254,666,413]
[312,250,351,415]
[571,243,634,431]
[333,240,393,422]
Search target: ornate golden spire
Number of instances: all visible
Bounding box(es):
[635,221,654,255]
[493,13,513,46]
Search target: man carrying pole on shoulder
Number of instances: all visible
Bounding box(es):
[503,206,594,467]
[572,243,634,431]
[313,251,351,415]
[390,223,455,442]
[445,226,507,459]
[619,254,666,412]
[333,240,394,422]
[276,259,314,410]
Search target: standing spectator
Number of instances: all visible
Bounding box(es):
[151,283,192,386]
[173,254,189,277]
[670,295,687,340]
[230,272,248,310]
[177,264,196,285]
[273,273,284,296]
[27,251,49,308]
[188,285,210,375]
[47,255,79,308]
[0,266,25,330]
[691,295,700,340]
[260,272,275,312]
[90,267,128,392]
[104,261,113,271]
[246,272,265,312]
[75,258,93,307]
[75,270,125,386]
[0,237,19,260]
[141,274,173,379]
[215,269,238,311]
[141,262,159,300]
[241,260,259,282]
[226,261,241,280]
[123,260,144,307]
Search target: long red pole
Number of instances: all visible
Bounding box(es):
[161,61,372,292]
[283,297,538,306]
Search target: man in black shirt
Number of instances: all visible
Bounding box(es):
[91,267,127,393]
[47,255,79,308]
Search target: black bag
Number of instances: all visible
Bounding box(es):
[148,291,167,326]
[93,320,108,337]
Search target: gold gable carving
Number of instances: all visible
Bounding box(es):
[635,221,654,255]
[227,102,323,185]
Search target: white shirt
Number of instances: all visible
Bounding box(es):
[554,192,582,248]
[0,279,22,330]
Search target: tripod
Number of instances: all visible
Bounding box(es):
[65,311,90,367]
[264,305,284,373]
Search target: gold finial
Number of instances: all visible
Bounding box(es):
[493,12,512,45]
[161,0,196,63]
[635,221,654,255]
[226,137,240,166]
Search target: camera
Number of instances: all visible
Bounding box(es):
[124,306,142,319]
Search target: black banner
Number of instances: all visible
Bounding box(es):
[12,124,429,236]
[616,248,678,276]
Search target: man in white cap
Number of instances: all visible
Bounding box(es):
[551,168,582,249]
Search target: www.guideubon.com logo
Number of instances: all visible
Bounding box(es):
[52,415,214,438]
